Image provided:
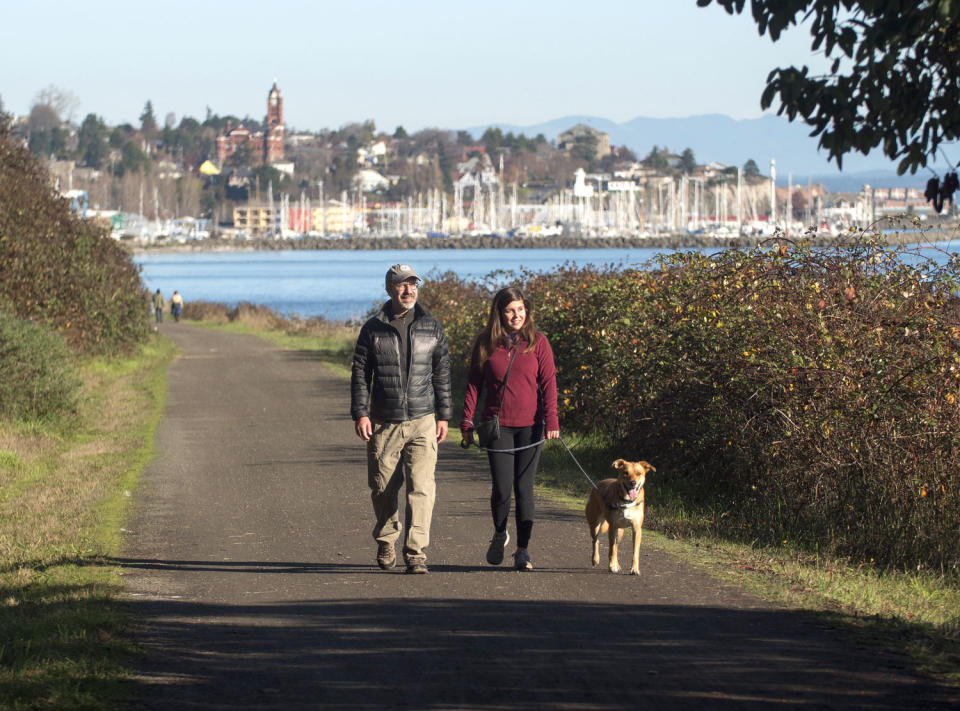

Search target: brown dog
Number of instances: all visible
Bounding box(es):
[585,459,655,575]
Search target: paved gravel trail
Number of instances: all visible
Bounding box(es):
[119,323,957,710]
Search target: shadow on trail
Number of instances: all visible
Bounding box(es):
[112,557,591,577]
[124,596,955,710]
[281,349,355,366]
[111,558,376,576]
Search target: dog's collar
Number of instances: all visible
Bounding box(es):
[605,488,643,510]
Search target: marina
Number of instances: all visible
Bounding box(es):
[112,162,934,244]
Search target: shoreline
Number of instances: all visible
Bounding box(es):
[127,227,960,255]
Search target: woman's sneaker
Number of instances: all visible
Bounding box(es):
[513,549,533,571]
[486,530,509,565]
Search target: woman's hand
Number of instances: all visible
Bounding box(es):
[546,429,560,440]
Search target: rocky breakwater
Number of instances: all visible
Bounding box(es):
[132,233,856,254]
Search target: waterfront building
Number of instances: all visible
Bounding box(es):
[233,204,278,236]
[572,168,594,198]
[859,184,936,220]
[233,201,359,236]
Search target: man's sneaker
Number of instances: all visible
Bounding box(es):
[405,562,428,574]
[376,541,396,570]
[486,530,510,565]
[513,549,533,571]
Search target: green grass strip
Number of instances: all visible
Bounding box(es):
[0,336,175,710]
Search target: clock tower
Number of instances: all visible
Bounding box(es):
[267,81,283,128]
[265,81,285,163]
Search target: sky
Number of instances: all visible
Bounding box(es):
[0,0,833,134]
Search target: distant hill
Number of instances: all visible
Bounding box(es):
[467,114,940,194]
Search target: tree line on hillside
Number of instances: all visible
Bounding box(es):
[4,0,957,224]
[2,86,770,228]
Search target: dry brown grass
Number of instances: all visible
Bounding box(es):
[229,302,283,330]
[0,431,47,455]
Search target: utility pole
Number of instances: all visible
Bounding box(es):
[736,167,742,232]
[769,159,776,227]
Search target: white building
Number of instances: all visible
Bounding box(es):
[357,140,388,166]
[455,153,498,189]
[354,168,389,193]
[573,168,594,198]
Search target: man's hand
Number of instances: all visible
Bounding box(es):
[546,429,560,440]
[355,416,373,441]
[436,420,448,443]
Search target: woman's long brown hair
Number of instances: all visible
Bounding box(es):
[474,286,538,365]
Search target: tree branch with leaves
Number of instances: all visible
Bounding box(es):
[698,0,960,176]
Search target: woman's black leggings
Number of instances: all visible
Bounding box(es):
[487,425,543,549]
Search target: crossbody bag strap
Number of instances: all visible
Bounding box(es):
[496,343,520,412]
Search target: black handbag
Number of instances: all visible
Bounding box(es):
[476,344,519,448]
[475,416,500,448]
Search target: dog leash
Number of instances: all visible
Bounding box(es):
[558,435,600,490]
[460,437,546,454]
[460,433,601,491]
[480,438,545,453]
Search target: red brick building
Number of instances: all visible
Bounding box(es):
[216,81,285,165]
[265,82,284,163]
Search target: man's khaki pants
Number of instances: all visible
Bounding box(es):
[367,414,437,564]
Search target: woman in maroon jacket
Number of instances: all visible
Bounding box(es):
[461,286,560,571]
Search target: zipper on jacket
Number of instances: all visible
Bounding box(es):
[404,326,414,419]
[388,320,408,419]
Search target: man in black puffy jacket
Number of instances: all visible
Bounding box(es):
[351,264,452,574]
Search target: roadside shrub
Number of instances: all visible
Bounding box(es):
[426,235,960,570]
[630,236,960,571]
[182,300,230,323]
[228,301,284,330]
[0,132,148,354]
[183,299,351,339]
[418,270,495,384]
[0,310,80,422]
[284,315,354,338]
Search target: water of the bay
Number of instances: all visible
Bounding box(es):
[134,241,960,321]
[133,247,698,321]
